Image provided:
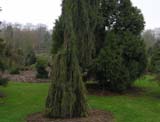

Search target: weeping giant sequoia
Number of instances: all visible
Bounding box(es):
[45,0,91,118]
[46,0,147,117]
[52,0,100,71]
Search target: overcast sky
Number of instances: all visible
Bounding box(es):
[0,0,159,30]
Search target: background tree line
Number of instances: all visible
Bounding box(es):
[0,22,52,74]
[142,29,160,73]
[0,22,52,54]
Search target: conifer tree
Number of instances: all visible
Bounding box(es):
[52,0,100,71]
[0,38,6,72]
[45,0,88,118]
[52,16,64,56]
[114,0,145,35]
[0,9,5,74]
[97,32,129,91]
[74,0,100,70]
[150,41,160,73]
[0,9,8,86]
[121,32,147,83]
[96,0,147,91]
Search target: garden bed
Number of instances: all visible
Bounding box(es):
[3,70,49,83]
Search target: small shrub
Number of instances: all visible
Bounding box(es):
[25,50,36,66]
[30,64,36,70]
[9,67,20,74]
[0,61,5,72]
[0,78,8,86]
[35,58,48,79]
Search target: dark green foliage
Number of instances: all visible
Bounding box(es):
[52,17,64,56]
[11,48,24,70]
[150,41,160,73]
[0,61,5,72]
[0,39,6,70]
[35,58,48,79]
[0,11,8,87]
[114,0,145,35]
[46,0,88,118]
[97,31,147,91]
[95,0,147,91]
[0,38,5,53]
[97,32,129,91]
[25,49,36,66]
[0,38,6,71]
[100,0,118,30]
[9,67,20,74]
[121,32,147,82]
[0,38,8,86]
[100,0,144,35]
[72,0,100,70]
[46,49,88,118]
[52,0,100,71]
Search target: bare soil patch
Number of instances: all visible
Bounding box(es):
[27,110,114,122]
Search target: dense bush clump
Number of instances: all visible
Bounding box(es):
[9,67,20,74]
[96,31,147,92]
[121,32,147,82]
[97,32,129,91]
[25,50,36,66]
[35,58,48,79]
[93,0,147,92]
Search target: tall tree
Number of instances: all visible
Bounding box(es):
[0,9,5,73]
[52,0,100,71]
[45,0,88,118]
[97,32,129,91]
[96,0,147,91]
[120,32,147,83]
[0,38,6,72]
[0,9,8,86]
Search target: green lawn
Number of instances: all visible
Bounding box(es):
[1,75,160,122]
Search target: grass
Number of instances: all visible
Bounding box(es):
[1,75,160,122]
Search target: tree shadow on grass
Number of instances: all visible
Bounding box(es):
[0,91,5,105]
[0,91,5,98]
[144,88,160,100]
[87,85,149,98]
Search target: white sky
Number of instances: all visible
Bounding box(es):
[0,0,159,30]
